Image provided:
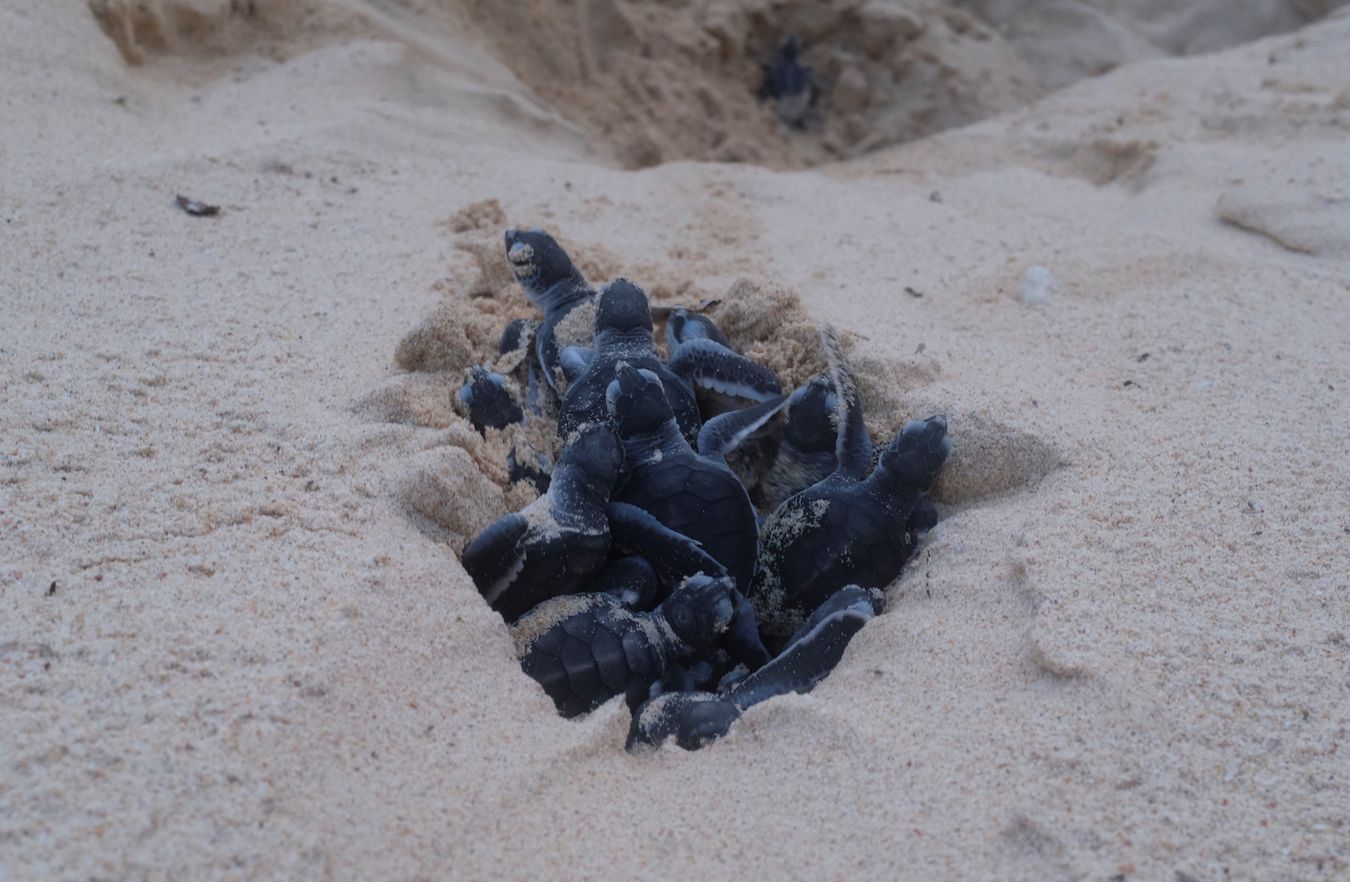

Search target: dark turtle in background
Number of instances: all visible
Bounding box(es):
[504,229,594,394]
[460,426,621,623]
[607,364,786,594]
[749,331,950,643]
[457,365,524,434]
[514,573,737,718]
[759,35,820,129]
[628,585,884,750]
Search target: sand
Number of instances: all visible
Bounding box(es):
[3,1,1349,880]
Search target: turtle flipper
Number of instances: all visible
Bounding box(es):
[725,589,771,670]
[665,307,730,350]
[668,338,782,402]
[558,346,593,385]
[820,326,873,480]
[728,585,881,709]
[627,691,742,752]
[696,393,790,458]
[460,513,530,609]
[909,494,938,535]
[594,556,661,610]
[607,501,727,585]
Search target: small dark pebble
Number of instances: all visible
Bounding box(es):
[47,581,57,596]
[1137,352,1150,362]
[1123,380,1137,387]
[929,190,942,203]
[904,286,924,298]
[1031,399,1039,407]
[175,195,220,217]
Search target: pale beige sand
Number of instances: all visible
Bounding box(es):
[3,3,1349,881]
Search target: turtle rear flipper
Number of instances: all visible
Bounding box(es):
[668,337,782,403]
[460,513,529,609]
[696,393,790,458]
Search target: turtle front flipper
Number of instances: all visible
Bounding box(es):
[594,555,660,611]
[729,585,882,708]
[607,501,726,586]
[820,326,873,480]
[460,513,530,610]
[558,345,593,385]
[668,337,782,403]
[696,393,790,458]
[627,691,741,752]
[627,585,881,750]
[664,306,731,350]
[725,588,771,670]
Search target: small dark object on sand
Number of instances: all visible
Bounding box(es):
[175,194,220,217]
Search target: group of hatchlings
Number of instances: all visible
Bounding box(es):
[452,229,951,751]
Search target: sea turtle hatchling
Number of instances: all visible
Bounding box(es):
[460,425,621,623]
[457,365,524,434]
[606,363,787,595]
[504,229,594,395]
[514,572,737,718]
[561,281,783,442]
[749,330,950,643]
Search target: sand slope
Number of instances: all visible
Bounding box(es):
[3,2,1348,881]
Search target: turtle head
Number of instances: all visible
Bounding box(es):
[661,573,735,648]
[877,415,950,492]
[559,424,623,488]
[504,229,581,301]
[595,278,653,335]
[606,364,673,436]
[783,374,839,454]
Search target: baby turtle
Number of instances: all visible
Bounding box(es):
[759,35,819,129]
[607,364,784,594]
[504,229,594,394]
[514,573,736,718]
[457,365,524,434]
[559,279,702,441]
[628,585,884,750]
[460,425,621,622]
[749,332,950,642]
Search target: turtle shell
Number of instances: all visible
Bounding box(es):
[617,454,758,592]
[518,597,662,717]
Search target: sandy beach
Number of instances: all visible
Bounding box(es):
[3,2,1348,879]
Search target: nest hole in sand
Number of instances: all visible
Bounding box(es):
[356,202,1063,748]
